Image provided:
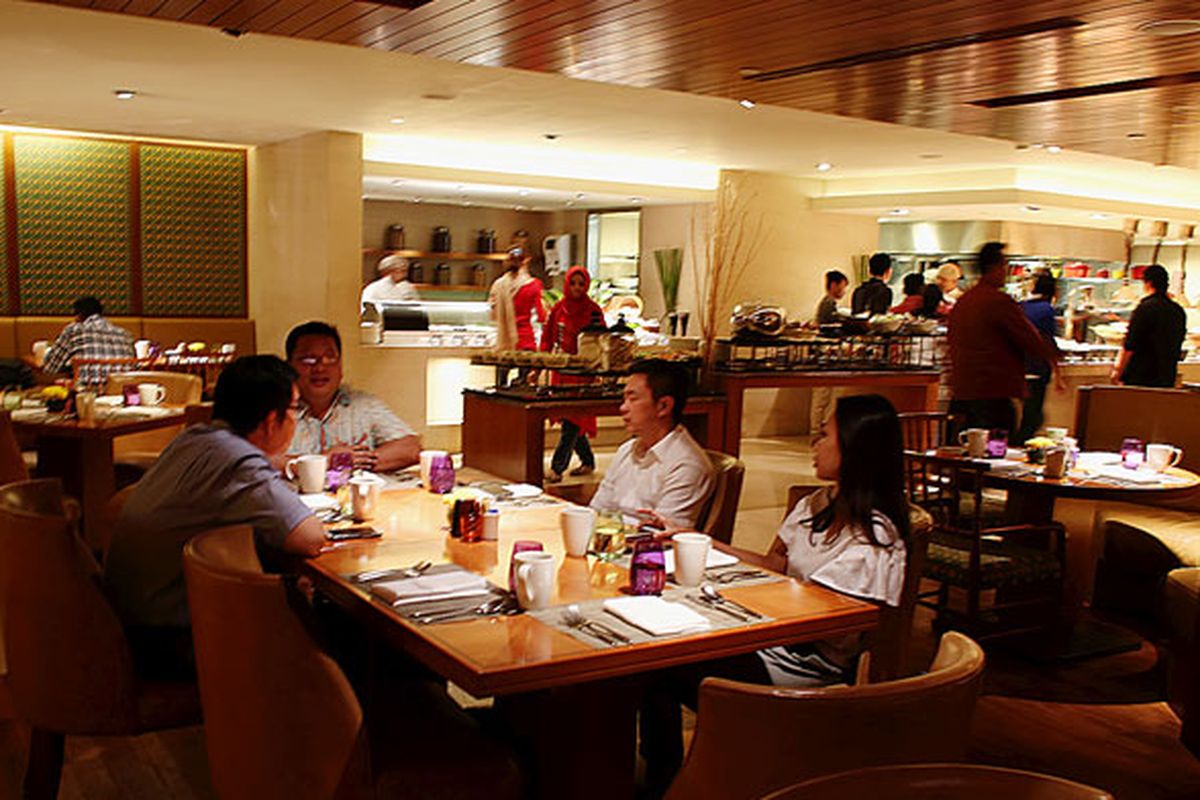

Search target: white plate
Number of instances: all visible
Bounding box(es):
[95,395,124,407]
[299,493,339,511]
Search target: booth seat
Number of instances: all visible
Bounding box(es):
[1075,387,1200,626]
[0,317,256,360]
[1166,567,1200,757]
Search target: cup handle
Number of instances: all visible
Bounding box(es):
[1171,448,1183,469]
[517,563,535,606]
[284,458,298,481]
[957,430,967,445]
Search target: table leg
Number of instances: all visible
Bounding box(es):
[497,677,639,800]
[721,383,744,458]
[36,436,116,552]
[462,395,539,484]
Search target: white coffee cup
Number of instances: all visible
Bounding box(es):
[673,532,712,587]
[286,454,328,494]
[137,383,166,406]
[560,507,596,558]
[419,449,448,490]
[514,551,555,610]
[134,339,152,359]
[349,474,385,521]
[1146,443,1183,473]
[958,428,988,458]
[31,340,50,367]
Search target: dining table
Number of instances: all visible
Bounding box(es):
[300,470,880,799]
[11,404,187,549]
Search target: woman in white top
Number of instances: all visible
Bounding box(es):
[640,394,910,791]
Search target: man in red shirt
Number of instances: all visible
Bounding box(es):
[947,242,1058,436]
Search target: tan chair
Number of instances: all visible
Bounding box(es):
[104,371,203,404]
[665,631,985,800]
[697,449,745,544]
[763,764,1113,800]
[897,411,959,452]
[0,411,29,487]
[184,526,523,800]
[104,372,204,473]
[0,478,199,799]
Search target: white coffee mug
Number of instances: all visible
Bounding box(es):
[134,339,152,359]
[560,507,596,558]
[286,454,328,494]
[958,428,988,458]
[31,340,50,367]
[349,474,384,521]
[137,383,166,406]
[673,532,712,587]
[514,551,555,610]
[1146,443,1183,473]
[419,449,448,490]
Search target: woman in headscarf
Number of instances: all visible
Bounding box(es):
[542,266,604,481]
[488,247,543,352]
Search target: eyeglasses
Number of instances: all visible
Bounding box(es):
[296,355,340,367]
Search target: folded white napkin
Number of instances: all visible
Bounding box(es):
[503,483,542,498]
[371,572,490,605]
[299,493,339,511]
[1076,451,1121,468]
[602,596,711,637]
[110,405,176,419]
[662,548,739,575]
[95,395,124,407]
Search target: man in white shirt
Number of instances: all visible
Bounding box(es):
[362,254,420,305]
[590,359,714,528]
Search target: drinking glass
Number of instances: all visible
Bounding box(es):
[1120,437,1145,470]
[629,538,666,596]
[590,508,628,562]
[986,429,1008,459]
[508,540,544,593]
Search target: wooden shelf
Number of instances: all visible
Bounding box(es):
[363,248,509,261]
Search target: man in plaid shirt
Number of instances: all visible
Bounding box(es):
[42,296,136,386]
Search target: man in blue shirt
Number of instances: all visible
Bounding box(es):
[1017,272,1059,443]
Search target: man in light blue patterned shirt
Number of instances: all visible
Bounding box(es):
[42,296,136,386]
[284,321,420,472]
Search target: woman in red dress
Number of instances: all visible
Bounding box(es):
[542,266,604,482]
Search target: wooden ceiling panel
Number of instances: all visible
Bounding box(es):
[44,0,1200,167]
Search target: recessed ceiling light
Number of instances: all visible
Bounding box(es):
[737,67,763,78]
[462,201,473,207]
[566,200,575,207]
[1023,205,1041,212]
[738,99,757,109]
[1090,212,1111,219]
[514,204,527,211]
[919,153,943,159]
[113,89,137,100]
[1015,144,1031,151]
[574,192,585,200]
[389,117,405,125]
[890,208,910,215]
[1046,144,1063,154]
[1029,142,1044,149]
[543,133,560,141]
[220,27,245,38]
[421,93,455,101]
[413,197,423,204]
[815,162,833,172]
[390,179,405,186]
[1136,19,1200,36]
[630,197,643,204]
[518,189,530,196]
[1127,132,1147,139]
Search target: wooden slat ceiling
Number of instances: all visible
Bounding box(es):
[33,0,1200,169]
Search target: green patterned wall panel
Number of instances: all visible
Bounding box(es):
[141,145,245,317]
[14,136,132,315]
[0,138,8,313]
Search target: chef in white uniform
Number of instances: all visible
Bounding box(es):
[362,254,420,304]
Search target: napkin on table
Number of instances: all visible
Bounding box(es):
[602,596,711,637]
[662,548,739,575]
[370,571,490,606]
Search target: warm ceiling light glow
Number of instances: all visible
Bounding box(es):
[565,200,575,207]
[518,189,530,196]
[815,162,833,172]
[1046,144,1063,154]
[113,89,136,100]
[1136,19,1200,36]
[1127,132,1147,139]
[390,179,405,185]
[1023,205,1042,212]
[890,208,910,215]
[389,117,405,124]
[1090,212,1111,219]
[630,197,643,204]
[738,99,756,109]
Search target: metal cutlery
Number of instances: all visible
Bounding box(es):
[562,604,630,645]
[351,560,433,583]
[699,583,763,620]
[706,568,766,584]
[413,595,512,624]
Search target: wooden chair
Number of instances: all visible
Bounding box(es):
[104,372,204,474]
[903,451,1066,639]
[104,370,203,404]
[0,411,29,487]
[897,411,959,452]
[762,764,1113,800]
[664,631,985,800]
[698,450,745,544]
[184,526,524,800]
[0,478,199,799]
[785,484,932,682]
[70,356,145,389]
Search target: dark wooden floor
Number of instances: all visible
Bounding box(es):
[3,609,1199,799]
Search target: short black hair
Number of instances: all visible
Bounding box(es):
[1032,272,1057,300]
[868,253,892,277]
[825,270,848,289]
[285,321,342,361]
[73,296,103,318]
[628,358,690,426]
[976,241,1007,275]
[918,284,944,318]
[1143,264,1169,293]
[213,356,297,437]
[902,272,925,297]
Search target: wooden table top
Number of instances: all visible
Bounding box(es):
[10,405,186,439]
[302,476,879,698]
[978,458,1200,501]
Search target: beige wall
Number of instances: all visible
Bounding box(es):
[639,203,712,322]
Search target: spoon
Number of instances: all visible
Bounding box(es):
[352,560,432,583]
[700,584,763,619]
[415,595,509,624]
[562,604,629,645]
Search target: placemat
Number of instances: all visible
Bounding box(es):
[608,555,785,589]
[527,587,774,649]
[348,563,513,624]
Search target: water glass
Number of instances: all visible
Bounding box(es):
[986,429,1008,459]
[1121,437,1145,470]
[590,508,628,562]
[629,538,666,596]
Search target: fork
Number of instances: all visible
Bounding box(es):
[562,605,629,645]
[352,560,433,583]
[414,595,510,624]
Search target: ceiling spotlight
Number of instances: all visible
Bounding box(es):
[1136,19,1200,36]
[737,67,763,78]
[518,189,530,196]
[1127,131,1147,139]
[1090,212,1111,219]
[566,200,575,207]
[413,197,423,204]
[1029,142,1044,149]
[1046,144,1063,154]
[1023,205,1042,212]
[738,99,757,109]
[390,179,405,186]
[421,93,455,101]
[462,201,473,207]
[113,89,137,100]
[220,27,245,38]
[890,208,910,216]
[815,162,833,172]
[919,153,943,159]
[389,117,405,125]
[630,197,643,204]
[543,133,560,141]
[574,192,585,200]
[1015,144,1031,151]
